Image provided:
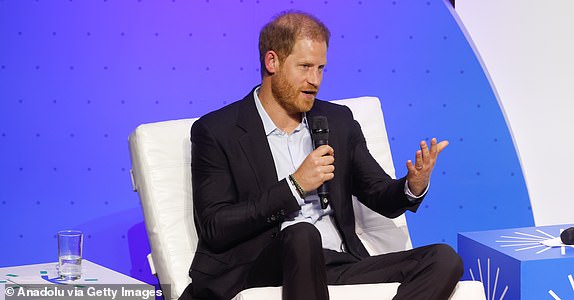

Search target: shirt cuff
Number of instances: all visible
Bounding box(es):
[404,180,429,202]
[286,177,306,206]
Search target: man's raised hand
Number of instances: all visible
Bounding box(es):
[406,138,448,196]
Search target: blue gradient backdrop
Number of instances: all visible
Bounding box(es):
[0,0,533,286]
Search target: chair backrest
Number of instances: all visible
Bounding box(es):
[128,96,412,300]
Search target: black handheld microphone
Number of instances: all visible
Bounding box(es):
[310,116,330,209]
[561,227,574,245]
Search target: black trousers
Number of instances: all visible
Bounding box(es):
[243,222,463,300]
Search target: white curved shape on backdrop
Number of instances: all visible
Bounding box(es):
[455,1,574,225]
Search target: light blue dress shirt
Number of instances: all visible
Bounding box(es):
[253,88,345,252]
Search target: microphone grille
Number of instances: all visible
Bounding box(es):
[311,116,329,131]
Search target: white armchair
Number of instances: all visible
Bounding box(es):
[128,97,485,300]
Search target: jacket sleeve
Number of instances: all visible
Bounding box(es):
[191,119,300,253]
[346,109,422,218]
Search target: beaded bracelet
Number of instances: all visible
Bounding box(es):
[288,174,306,198]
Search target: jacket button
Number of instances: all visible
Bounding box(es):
[271,232,278,238]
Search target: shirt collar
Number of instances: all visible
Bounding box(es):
[253,86,308,136]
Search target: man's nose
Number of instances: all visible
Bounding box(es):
[307,69,321,87]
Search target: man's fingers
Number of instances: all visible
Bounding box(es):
[425,138,449,162]
[320,155,335,165]
[322,172,335,181]
[406,160,416,173]
[321,164,335,174]
[406,138,447,184]
[429,138,438,156]
[414,150,423,170]
[314,144,334,156]
[420,140,430,162]
[437,140,449,153]
[429,138,448,155]
[295,145,336,191]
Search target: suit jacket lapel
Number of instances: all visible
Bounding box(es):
[235,90,279,190]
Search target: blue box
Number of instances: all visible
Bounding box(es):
[458,224,574,300]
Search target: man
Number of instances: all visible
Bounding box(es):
[180,11,463,300]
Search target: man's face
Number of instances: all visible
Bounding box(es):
[271,38,327,114]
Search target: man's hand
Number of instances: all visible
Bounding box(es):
[406,138,448,196]
[292,145,335,193]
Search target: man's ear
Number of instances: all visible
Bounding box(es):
[264,50,280,74]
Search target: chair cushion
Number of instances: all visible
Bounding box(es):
[233,283,400,300]
[233,281,485,300]
[129,118,197,297]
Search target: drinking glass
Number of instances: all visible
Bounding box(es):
[57,230,83,280]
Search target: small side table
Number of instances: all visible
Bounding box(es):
[458,224,574,300]
[0,259,157,300]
